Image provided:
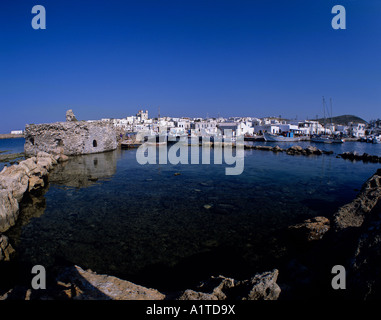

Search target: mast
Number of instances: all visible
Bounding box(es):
[330,98,333,131]
[323,96,326,135]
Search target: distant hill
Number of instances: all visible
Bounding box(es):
[316,115,367,125]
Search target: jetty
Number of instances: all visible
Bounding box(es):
[0,134,24,140]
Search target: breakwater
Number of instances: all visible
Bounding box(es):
[244,144,334,156]
[245,144,381,164]
[0,152,68,235]
[0,134,24,140]
[338,151,381,163]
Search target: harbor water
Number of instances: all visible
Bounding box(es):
[0,138,25,171]
[0,137,25,154]
[3,139,381,292]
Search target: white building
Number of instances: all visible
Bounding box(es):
[253,124,280,134]
[193,120,218,135]
[136,110,148,121]
[262,118,287,125]
[297,121,325,135]
[236,122,254,136]
[348,122,366,137]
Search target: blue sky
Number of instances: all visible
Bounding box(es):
[1,0,380,133]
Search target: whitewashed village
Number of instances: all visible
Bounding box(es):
[6,104,381,145]
[97,108,380,143]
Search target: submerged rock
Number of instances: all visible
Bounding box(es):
[305,146,319,154]
[339,151,381,163]
[288,216,330,241]
[272,145,283,152]
[0,153,25,164]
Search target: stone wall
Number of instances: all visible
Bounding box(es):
[24,121,117,156]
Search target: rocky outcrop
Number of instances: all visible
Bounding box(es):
[55,265,166,300]
[243,270,281,300]
[333,169,381,231]
[244,145,333,156]
[328,169,381,299]
[24,117,117,156]
[178,270,281,300]
[0,152,65,234]
[1,266,281,300]
[288,216,330,242]
[346,203,381,299]
[339,151,381,163]
[178,275,235,300]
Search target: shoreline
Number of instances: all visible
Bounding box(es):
[0,134,24,140]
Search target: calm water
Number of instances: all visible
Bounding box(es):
[5,141,381,291]
[0,138,25,154]
[0,138,25,170]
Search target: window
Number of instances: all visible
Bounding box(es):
[93,140,97,147]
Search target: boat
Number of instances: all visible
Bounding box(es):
[120,140,142,149]
[311,136,332,144]
[373,136,381,144]
[311,97,344,144]
[311,135,344,144]
[263,132,300,142]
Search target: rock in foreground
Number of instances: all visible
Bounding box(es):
[55,265,166,300]
[1,266,281,300]
[333,169,381,231]
[178,269,281,300]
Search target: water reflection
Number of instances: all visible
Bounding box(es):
[49,150,119,188]
[6,150,120,257]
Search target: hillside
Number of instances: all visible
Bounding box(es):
[316,115,367,125]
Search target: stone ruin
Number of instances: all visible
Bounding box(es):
[24,110,117,156]
[65,109,77,122]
